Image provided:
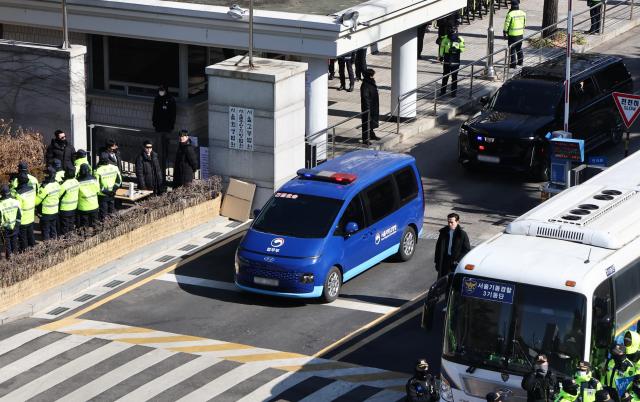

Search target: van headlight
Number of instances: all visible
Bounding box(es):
[440,375,454,402]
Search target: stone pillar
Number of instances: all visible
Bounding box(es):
[391,28,418,119]
[0,41,87,149]
[207,56,307,209]
[303,57,328,161]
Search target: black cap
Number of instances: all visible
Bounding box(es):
[17,172,29,185]
[415,358,429,373]
[18,161,28,171]
[0,185,10,197]
[562,379,578,395]
[76,149,87,158]
[596,390,612,402]
[511,0,520,5]
[577,361,591,371]
[78,163,90,177]
[612,344,626,358]
[65,167,75,179]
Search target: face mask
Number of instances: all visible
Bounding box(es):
[159,91,166,96]
[535,363,548,373]
[576,371,588,378]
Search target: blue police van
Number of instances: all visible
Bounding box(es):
[234,150,424,302]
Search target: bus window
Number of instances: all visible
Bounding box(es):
[613,259,640,330]
[591,279,613,372]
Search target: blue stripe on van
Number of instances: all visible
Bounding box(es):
[343,244,400,282]
[235,282,324,298]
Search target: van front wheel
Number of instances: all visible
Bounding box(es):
[397,226,417,262]
[321,267,342,303]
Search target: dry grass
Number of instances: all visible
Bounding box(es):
[0,119,46,183]
[0,177,222,288]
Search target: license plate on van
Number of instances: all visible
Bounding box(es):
[254,277,279,287]
[477,154,500,164]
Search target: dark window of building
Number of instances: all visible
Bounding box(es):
[90,35,104,90]
[108,36,178,89]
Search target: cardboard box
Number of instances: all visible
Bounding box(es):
[221,178,256,222]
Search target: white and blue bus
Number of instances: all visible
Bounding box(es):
[435,151,640,402]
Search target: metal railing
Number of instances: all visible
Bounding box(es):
[305,110,370,167]
[391,0,637,134]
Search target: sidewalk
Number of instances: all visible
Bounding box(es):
[325,0,640,152]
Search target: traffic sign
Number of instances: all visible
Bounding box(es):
[612,92,640,128]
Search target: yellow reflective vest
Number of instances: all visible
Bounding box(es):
[77,177,100,212]
[55,170,65,184]
[0,197,21,231]
[95,164,122,195]
[59,178,80,212]
[504,9,526,37]
[74,157,92,177]
[15,185,36,225]
[10,174,39,195]
[36,181,62,216]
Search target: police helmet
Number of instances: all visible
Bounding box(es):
[595,390,612,402]
[17,161,28,172]
[0,185,10,197]
[611,344,626,359]
[577,360,591,372]
[78,163,90,177]
[17,172,29,185]
[562,379,579,396]
[415,358,429,373]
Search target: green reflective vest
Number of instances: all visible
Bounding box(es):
[95,164,122,195]
[59,178,79,212]
[77,177,100,212]
[55,170,65,184]
[554,389,578,402]
[15,186,36,225]
[74,157,92,177]
[575,374,603,402]
[602,358,636,392]
[504,9,526,36]
[36,181,61,216]
[439,36,466,58]
[10,174,39,195]
[0,198,21,230]
[627,331,640,372]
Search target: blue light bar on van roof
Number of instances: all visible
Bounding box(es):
[296,169,357,184]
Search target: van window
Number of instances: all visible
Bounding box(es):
[613,258,640,328]
[365,178,398,223]
[394,167,418,205]
[591,279,613,368]
[594,63,630,93]
[334,196,366,236]
[571,78,599,110]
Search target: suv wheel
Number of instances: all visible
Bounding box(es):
[397,226,417,262]
[321,267,342,303]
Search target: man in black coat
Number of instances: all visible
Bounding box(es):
[434,213,471,278]
[354,47,368,81]
[98,139,124,174]
[337,52,355,92]
[135,141,165,195]
[360,68,380,145]
[46,130,76,171]
[521,354,557,402]
[152,84,177,133]
[173,130,198,188]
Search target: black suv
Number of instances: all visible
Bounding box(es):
[458,54,633,180]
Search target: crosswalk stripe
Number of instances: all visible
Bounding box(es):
[56,347,176,402]
[298,381,361,402]
[327,299,397,315]
[175,362,272,401]
[0,334,89,384]
[0,341,132,401]
[114,355,222,402]
[0,329,49,356]
[235,371,312,402]
[168,342,254,353]
[276,361,354,372]
[66,327,155,336]
[156,273,238,292]
[223,351,306,363]
[116,335,206,344]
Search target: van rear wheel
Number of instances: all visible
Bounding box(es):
[397,226,417,262]
[321,267,342,303]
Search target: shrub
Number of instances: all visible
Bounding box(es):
[0,119,46,183]
[0,176,222,288]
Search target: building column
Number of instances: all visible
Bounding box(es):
[391,28,418,119]
[179,44,188,100]
[304,56,328,161]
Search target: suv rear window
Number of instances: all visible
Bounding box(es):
[365,178,398,222]
[594,62,630,93]
[394,167,418,205]
[491,80,561,116]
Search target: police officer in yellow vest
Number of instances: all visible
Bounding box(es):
[624,330,640,372]
[95,152,122,221]
[555,379,580,402]
[35,167,61,241]
[602,345,636,398]
[14,172,36,251]
[77,164,100,228]
[52,159,65,184]
[0,185,21,259]
[58,167,79,235]
[503,0,526,68]
[74,149,92,178]
[575,361,603,402]
[10,161,39,195]
[439,27,465,98]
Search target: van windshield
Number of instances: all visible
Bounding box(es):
[253,192,344,238]
[490,80,561,116]
[444,274,586,376]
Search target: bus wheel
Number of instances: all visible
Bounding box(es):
[321,267,342,303]
[397,226,417,262]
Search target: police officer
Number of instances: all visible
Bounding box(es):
[630,377,640,401]
[14,173,36,251]
[406,358,437,402]
[556,379,580,402]
[522,354,557,402]
[58,167,79,235]
[74,149,92,177]
[439,27,465,98]
[35,167,61,241]
[95,152,122,221]
[10,161,39,194]
[575,361,603,402]
[602,345,635,398]
[587,0,604,34]
[77,164,100,229]
[52,159,65,184]
[0,185,21,260]
[624,330,640,372]
[503,0,526,68]
[596,389,613,402]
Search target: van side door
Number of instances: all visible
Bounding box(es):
[333,194,373,273]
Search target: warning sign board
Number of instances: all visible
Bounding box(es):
[613,92,640,128]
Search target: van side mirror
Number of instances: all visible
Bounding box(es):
[480,95,489,106]
[345,222,359,236]
[253,208,261,218]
